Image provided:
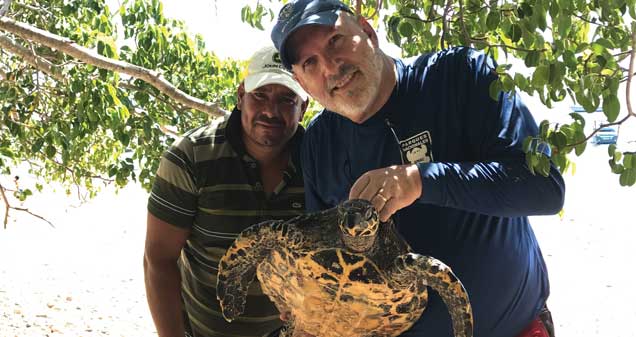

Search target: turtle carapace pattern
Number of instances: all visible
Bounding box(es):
[216,199,473,337]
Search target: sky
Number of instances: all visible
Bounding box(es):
[153,0,402,59]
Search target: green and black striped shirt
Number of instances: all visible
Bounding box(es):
[147,108,305,337]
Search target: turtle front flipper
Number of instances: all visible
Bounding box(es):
[217,219,295,322]
[391,253,474,337]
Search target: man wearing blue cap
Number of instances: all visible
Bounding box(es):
[144,46,309,337]
[271,1,564,337]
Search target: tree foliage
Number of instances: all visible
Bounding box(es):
[242,0,636,186]
[0,0,635,225]
[0,0,242,197]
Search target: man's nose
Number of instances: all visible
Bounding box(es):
[260,101,281,118]
[321,53,342,77]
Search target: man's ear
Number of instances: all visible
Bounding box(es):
[357,16,379,48]
[237,82,246,108]
[292,72,310,94]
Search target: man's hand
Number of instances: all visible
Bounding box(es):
[349,164,422,222]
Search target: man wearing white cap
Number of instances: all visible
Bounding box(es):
[144,46,308,337]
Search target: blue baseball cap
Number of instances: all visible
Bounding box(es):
[271,0,353,69]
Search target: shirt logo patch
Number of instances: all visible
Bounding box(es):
[399,131,433,164]
[292,202,303,209]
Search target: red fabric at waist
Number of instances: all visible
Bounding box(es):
[515,317,550,337]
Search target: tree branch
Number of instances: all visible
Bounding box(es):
[626,22,636,118]
[13,2,52,17]
[0,182,54,229]
[566,115,632,147]
[457,0,472,47]
[119,81,188,114]
[363,0,382,21]
[0,33,64,82]
[0,182,9,229]
[400,13,444,24]
[0,16,229,117]
[441,0,452,50]
[572,13,607,27]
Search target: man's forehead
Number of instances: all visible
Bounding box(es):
[252,84,298,97]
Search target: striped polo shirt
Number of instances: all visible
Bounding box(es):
[147,108,305,337]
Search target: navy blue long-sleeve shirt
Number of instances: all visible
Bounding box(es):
[301,47,565,337]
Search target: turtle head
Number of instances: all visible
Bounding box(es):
[337,199,380,252]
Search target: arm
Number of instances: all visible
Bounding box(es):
[416,50,565,216]
[144,212,190,337]
[351,49,564,219]
[145,135,198,336]
[417,156,564,217]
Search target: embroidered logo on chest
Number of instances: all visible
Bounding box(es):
[399,131,434,164]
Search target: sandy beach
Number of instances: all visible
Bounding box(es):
[1,144,635,337]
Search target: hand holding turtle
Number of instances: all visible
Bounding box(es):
[349,164,422,222]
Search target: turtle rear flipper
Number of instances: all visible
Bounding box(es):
[390,253,474,337]
[217,219,291,322]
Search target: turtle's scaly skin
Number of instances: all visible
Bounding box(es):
[217,200,473,337]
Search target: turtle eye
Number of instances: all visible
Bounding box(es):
[365,208,373,220]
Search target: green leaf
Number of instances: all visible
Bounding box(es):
[522,136,532,152]
[619,168,636,186]
[553,130,568,148]
[549,62,566,86]
[45,145,56,158]
[508,23,522,43]
[486,11,500,30]
[608,144,617,156]
[106,84,122,106]
[563,50,577,68]
[557,14,572,36]
[537,11,548,31]
[602,94,620,122]
[538,154,551,176]
[532,65,550,86]
[595,38,615,49]
[539,120,550,139]
[525,51,541,67]
[575,141,586,156]
[31,138,45,153]
[501,74,515,92]
[624,154,634,169]
[119,133,131,146]
[0,148,15,159]
[488,79,502,101]
[398,21,414,38]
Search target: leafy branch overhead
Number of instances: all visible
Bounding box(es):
[0,0,635,226]
[241,0,636,186]
[0,0,246,226]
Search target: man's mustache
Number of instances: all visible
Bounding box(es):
[255,116,284,125]
[327,64,357,91]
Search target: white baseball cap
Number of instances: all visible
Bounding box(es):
[244,46,308,101]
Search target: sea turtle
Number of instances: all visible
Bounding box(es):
[216,199,473,337]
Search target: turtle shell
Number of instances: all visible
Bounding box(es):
[257,247,428,337]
